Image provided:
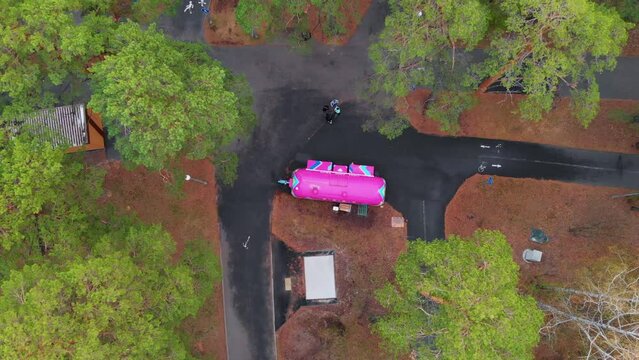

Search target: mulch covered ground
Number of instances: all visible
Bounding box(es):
[203,0,265,46]
[403,90,639,154]
[623,25,639,56]
[203,0,371,46]
[445,174,639,359]
[102,159,227,360]
[271,193,408,360]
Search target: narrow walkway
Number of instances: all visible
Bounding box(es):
[156,4,639,359]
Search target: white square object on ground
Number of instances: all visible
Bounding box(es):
[304,255,336,300]
[392,217,405,228]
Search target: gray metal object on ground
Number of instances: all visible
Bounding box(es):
[523,249,543,263]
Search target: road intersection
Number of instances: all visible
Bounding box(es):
[156,2,639,358]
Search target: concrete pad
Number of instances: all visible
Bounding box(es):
[304,255,336,300]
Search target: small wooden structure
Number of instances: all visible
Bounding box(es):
[11,104,105,153]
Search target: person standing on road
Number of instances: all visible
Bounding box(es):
[323,99,341,125]
[323,104,335,124]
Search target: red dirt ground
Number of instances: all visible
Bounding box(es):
[271,193,409,360]
[403,90,639,154]
[101,159,226,360]
[203,0,265,46]
[622,25,639,56]
[445,174,639,359]
[203,0,371,46]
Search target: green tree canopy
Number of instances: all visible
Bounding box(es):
[0,132,102,254]
[0,224,220,359]
[369,0,490,98]
[369,0,631,136]
[235,0,354,39]
[79,0,179,24]
[374,230,544,359]
[89,22,255,171]
[0,0,115,119]
[475,0,631,125]
[367,0,490,136]
[597,0,639,22]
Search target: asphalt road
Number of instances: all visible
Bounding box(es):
[155,2,639,359]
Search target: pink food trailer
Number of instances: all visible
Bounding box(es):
[284,160,386,206]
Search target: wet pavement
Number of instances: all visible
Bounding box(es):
[154,2,639,359]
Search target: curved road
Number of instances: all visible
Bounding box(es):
[157,2,639,359]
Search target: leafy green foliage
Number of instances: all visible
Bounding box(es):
[0,129,223,357]
[371,0,631,135]
[426,91,477,134]
[78,0,178,23]
[310,0,346,37]
[215,151,240,186]
[89,22,255,172]
[0,132,64,250]
[0,148,221,357]
[369,0,490,99]
[180,239,222,303]
[235,0,349,38]
[130,0,179,23]
[0,223,212,359]
[0,132,103,253]
[598,0,639,22]
[235,0,273,35]
[474,0,631,123]
[608,106,639,126]
[376,115,410,140]
[375,230,544,359]
[367,0,489,138]
[0,0,116,119]
[571,81,601,127]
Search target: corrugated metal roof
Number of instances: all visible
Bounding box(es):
[13,104,87,148]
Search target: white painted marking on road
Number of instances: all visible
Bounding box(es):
[479,155,639,174]
[269,233,278,359]
[491,164,502,168]
[243,235,251,249]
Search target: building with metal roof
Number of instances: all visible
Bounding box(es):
[11,104,105,153]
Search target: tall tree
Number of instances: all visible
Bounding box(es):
[79,0,179,23]
[474,0,631,125]
[374,230,544,359]
[0,224,219,359]
[540,255,639,359]
[0,132,102,254]
[235,0,352,38]
[0,0,115,119]
[597,0,639,22]
[89,22,256,173]
[370,0,490,98]
[367,0,490,136]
